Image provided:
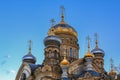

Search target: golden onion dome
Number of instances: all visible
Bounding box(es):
[84,50,94,58]
[48,21,78,38]
[48,6,78,38]
[109,70,117,75]
[60,58,70,66]
[84,36,94,58]
[60,52,69,66]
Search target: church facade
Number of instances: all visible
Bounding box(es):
[15,8,120,80]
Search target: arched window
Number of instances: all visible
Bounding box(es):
[66,49,69,57]
[65,49,68,57]
[54,50,57,58]
[49,50,52,58]
[21,73,26,80]
[70,48,72,57]
[74,49,76,58]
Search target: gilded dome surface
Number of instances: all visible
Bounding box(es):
[109,70,116,75]
[84,50,94,58]
[60,51,70,66]
[84,36,94,58]
[60,58,70,65]
[48,21,78,38]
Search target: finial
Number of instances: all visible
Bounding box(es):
[61,6,65,21]
[60,50,69,66]
[28,40,32,54]
[95,33,99,48]
[50,18,55,27]
[63,49,66,59]
[48,19,55,36]
[86,36,90,51]
[84,36,94,58]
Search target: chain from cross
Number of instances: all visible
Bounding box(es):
[61,6,65,14]
[51,18,55,26]
[28,40,32,52]
[86,36,90,43]
[86,36,90,49]
[60,6,65,21]
[95,33,98,40]
[94,33,99,48]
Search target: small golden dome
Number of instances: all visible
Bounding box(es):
[60,58,69,65]
[84,50,94,58]
[60,52,69,66]
[84,36,94,58]
[109,70,116,75]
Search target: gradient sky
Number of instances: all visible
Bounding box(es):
[0,0,120,80]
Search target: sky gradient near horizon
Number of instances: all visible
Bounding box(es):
[0,0,120,80]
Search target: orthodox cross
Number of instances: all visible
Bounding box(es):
[28,40,32,53]
[95,33,98,48]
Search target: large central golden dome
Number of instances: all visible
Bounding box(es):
[48,20,78,38]
[48,6,78,38]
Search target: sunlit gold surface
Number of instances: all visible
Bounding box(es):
[84,50,94,58]
[48,21,78,38]
[60,52,69,66]
[60,59,69,65]
[109,69,116,75]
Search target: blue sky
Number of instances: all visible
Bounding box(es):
[0,0,120,80]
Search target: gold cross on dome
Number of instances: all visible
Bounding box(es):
[95,33,99,48]
[61,6,65,21]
